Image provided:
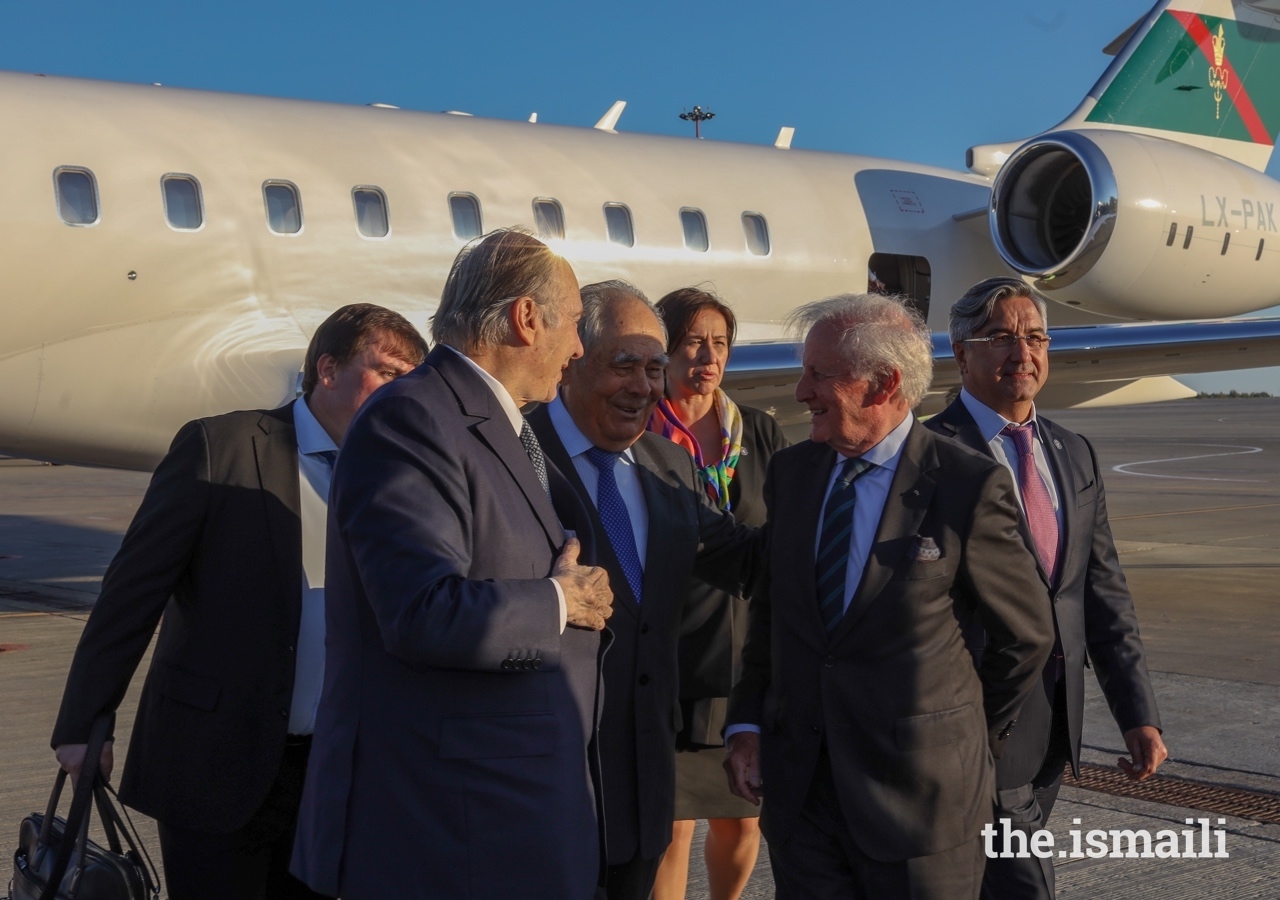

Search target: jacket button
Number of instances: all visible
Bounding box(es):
[640,623,649,634]
[279,709,288,719]
[532,658,542,669]
[638,674,650,686]
[811,725,821,734]
[501,659,513,670]
[824,656,835,668]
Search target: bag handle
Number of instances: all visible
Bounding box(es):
[38,710,115,900]
[95,781,161,897]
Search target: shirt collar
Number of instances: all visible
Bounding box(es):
[443,345,525,436]
[548,393,637,463]
[959,388,1041,444]
[294,396,339,457]
[838,409,912,472]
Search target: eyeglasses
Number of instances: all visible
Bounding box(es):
[962,333,1051,350]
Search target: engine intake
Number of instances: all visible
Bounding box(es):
[990,132,1117,286]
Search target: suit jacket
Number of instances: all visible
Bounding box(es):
[292,347,603,900]
[528,404,757,865]
[727,421,1054,861]
[926,400,1161,785]
[51,405,304,833]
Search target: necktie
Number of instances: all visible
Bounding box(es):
[314,449,338,470]
[1002,423,1059,582]
[519,420,551,497]
[815,457,874,631]
[584,446,644,603]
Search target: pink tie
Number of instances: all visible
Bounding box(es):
[1003,423,1059,583]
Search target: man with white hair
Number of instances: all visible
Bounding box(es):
[724,293,1054,899]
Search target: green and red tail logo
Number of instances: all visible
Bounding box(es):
[1086,9,1280,147]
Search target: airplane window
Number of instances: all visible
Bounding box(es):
[54,168,99,226]
[263,182,302,234]
[604,203,634,247]
[353,187,389,238]
[449,193,483,240]
[162,175,203,230]
[533,199,565,240]
[680,208,709,252]
[742,213,770,256]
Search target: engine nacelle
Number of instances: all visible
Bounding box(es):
[989,129,1280,319]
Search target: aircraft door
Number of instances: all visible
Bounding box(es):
[868,252,931,321]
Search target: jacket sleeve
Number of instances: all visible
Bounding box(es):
[332,394,562,672]
[51,420,212,746]
[959,463,1056,756]
[1078,435,1162,734]
[725,458,776,730]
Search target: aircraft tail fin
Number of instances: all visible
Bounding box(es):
[1059,0,1280,171]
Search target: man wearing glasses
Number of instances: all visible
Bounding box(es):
[927,277,1166,900]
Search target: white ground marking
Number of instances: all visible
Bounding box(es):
[1111,444,1265,482]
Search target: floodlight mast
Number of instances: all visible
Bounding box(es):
[679,105,715,138]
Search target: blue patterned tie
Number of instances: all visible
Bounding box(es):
[584,447,644,603]
[816,457,874,631]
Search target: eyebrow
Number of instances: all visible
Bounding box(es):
[611,351,670,366]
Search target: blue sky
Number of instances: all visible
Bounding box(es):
[2,0,1278,390]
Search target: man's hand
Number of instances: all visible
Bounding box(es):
[1118,725,1167,781]
[55,740,114,783]
[723,731,763,806]
[552,538,614,631]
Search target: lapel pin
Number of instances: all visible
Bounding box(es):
[1053,439,1063,449]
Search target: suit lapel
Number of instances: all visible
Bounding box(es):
[631,439,683,610]
[432,348,563,549]
[830,422,937,644]
[784,442,839,643]
[1037,417,1075,581]
[253,404,303,613]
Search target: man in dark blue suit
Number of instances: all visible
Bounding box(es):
[293,229,615,899]
[927,277,1165,900]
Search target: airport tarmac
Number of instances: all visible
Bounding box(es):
[2,398,1278,898]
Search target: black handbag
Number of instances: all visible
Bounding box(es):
[9,712,159,900]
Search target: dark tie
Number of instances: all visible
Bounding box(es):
[816,457,874,632]
[314,449,338,470]
[1002,423,1059,581]
[519,420,551,497]
[584,447,644,603]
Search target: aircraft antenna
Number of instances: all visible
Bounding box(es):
[679,106,715,139]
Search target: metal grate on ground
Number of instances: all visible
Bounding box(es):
[1066,762,1280,825]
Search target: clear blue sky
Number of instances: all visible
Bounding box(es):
[2,0,1277,390]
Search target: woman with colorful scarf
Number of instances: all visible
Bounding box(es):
[649,288,788,900]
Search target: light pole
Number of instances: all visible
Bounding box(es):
[679,106,716,138]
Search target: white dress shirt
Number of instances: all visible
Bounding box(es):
[725,412,913,740]
[546,394,649,570]
[958,389,1062,529]
[444,346,567,631]
[290,396,338,735]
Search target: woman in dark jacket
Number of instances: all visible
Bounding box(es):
[649,288,787,900]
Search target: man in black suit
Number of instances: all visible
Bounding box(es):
[926,276,1165,899]
[291,229,615,900]
[724,293,1054,899]
[526,280,757,900]
[51,304,427,900]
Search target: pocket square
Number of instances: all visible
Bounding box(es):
[910,535,941,562]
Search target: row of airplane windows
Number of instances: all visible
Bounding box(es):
[51,166,774,256]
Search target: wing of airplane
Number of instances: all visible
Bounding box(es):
[725,317,1280,430]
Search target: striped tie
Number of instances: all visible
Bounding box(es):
[816,457,874,631]
[519,420,551,498]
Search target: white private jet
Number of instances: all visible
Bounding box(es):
[3,0,1280,469]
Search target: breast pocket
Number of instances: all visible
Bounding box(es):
[1075,479,1097,509]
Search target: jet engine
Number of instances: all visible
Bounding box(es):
[989,130,1280,319]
